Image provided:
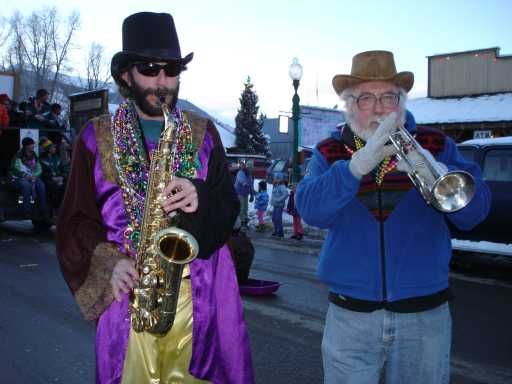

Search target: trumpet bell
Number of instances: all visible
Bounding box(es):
[432,171,476,213]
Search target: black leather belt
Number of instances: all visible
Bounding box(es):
[328,288,452,313]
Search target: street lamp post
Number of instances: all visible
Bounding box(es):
[289,57,303,183]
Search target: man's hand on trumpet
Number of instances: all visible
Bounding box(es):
[349,112,399,179]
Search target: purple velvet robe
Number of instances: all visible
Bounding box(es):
[62,118,253,384]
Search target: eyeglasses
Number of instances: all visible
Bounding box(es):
[134,62,183,77]
[350,92,400,110]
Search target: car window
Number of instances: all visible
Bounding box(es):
[273,160,287,173]
[482,148,512,182]
[458,147,477,163]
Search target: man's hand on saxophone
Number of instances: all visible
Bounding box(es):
[161,176,198,214]
[111,259,138,302]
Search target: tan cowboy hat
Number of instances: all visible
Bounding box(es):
[332,50,414,94]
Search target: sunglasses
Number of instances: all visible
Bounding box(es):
[134,62,183,77]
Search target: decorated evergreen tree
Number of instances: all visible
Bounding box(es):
[234,77,263,154]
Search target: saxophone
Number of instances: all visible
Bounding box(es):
[129,99,199,335]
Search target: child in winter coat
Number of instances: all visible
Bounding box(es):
[254,180,269,230]
[287,184,304,240]
[270,175,288,237]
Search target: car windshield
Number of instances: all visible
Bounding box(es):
[273,160,287,172]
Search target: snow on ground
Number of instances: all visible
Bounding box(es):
[452,239,512,257]
[247,179,293,228]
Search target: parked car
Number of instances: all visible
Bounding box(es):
[226,153,271,180]
[267,149,313,184]
[266,158,290,184]
[450,137,512,245]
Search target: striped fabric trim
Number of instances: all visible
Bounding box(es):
[316,126,446,222]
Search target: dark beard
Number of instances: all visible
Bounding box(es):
[128,72,180,116]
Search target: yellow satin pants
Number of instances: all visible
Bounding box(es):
[121,280,209,384]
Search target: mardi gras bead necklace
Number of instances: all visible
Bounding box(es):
[344,134,397,186]
[112,101,198,256]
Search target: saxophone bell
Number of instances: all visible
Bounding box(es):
[156,227,199,264]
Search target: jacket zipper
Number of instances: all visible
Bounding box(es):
[378,186,387,302]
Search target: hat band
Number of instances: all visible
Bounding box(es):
[122,48,185,61]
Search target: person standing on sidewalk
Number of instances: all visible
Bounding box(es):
[254,180,269,230]
[270,174,288,237]
[234,161,255,228]
[296,50,490,384]
[286,183,304,240]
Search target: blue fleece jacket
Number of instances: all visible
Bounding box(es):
[234,169,254,196]
[270,184,289,208]
[255,191,269,211]
[296,112,491,302]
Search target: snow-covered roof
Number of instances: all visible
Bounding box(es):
[407,93,512,124]
[216,123,236,148]
[460,136,512,146]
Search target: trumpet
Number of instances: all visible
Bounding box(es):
[388,124,475,213]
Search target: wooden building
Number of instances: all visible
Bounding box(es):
[409,47,512,142]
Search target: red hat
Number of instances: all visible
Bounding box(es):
[0,94,10,103]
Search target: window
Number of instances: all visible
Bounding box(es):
[458,147,476,163]
[273,160,287,173]
[482,149,512,182]
[279,115,289,134]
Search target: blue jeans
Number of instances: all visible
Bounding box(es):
[322,302,451,384]
[17,177,47,214]
[238,195,249,225]
[271,206,284,235]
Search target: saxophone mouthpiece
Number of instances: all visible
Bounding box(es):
[156,90,168,106]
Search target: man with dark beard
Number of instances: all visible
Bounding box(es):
[296,51,490,384]
[56,12,253,384]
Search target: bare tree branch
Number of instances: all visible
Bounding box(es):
[50,9,80,98]
[1,7,80,100]
[80,41,112,91]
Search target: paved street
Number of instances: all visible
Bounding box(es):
[1,221,511,383]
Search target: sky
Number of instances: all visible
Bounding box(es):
[1,0,512,126]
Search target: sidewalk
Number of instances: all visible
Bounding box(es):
[243,221,325,255]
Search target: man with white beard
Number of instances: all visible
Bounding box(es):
[296,50,491,384]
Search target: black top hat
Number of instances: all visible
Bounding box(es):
[111,12,193,85]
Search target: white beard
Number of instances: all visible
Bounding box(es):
[346,111,405,142]
[346,116,383,142]
[350,122,375,141]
